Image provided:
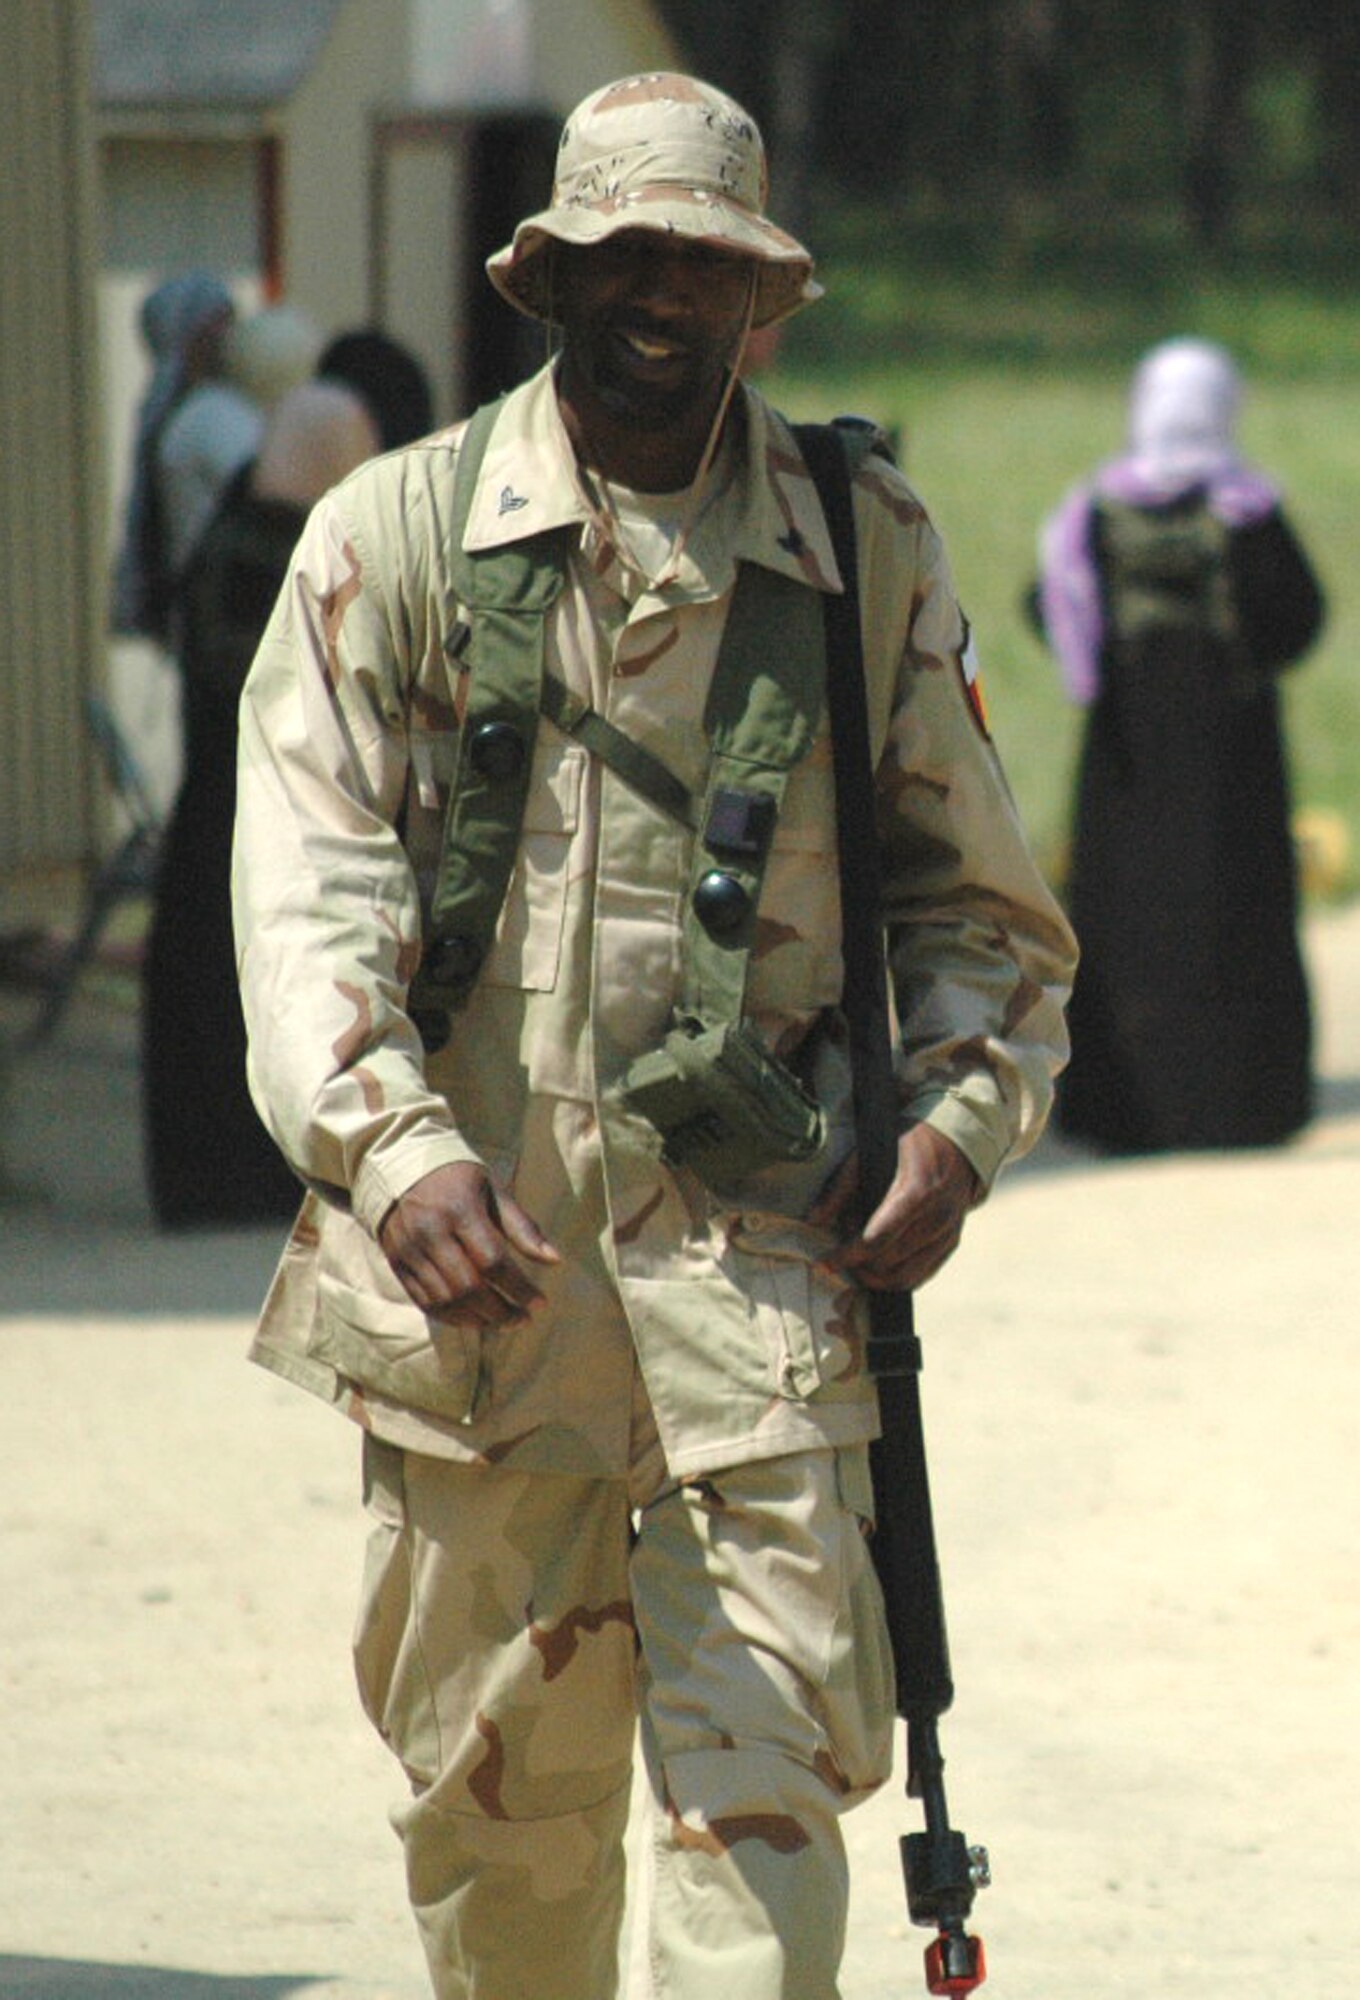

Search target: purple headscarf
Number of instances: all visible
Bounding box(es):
[1038,339,1280,704]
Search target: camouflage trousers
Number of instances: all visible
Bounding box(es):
[354,1393,896,1998]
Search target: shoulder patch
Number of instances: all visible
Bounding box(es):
[957,619,990,736]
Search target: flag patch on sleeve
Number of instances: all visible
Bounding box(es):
[957,621,990,736]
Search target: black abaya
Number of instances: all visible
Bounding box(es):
[1056,505,1323,1153]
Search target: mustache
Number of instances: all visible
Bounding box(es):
[609,309,693,346]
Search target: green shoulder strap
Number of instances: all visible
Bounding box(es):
[678,417,888,1030]
[412,400,696,1032]
[409,409,869,1043]
[409,400,569,1032]
[677,561,824,1027]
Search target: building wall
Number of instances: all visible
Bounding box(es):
[95,0,412,594]
[528,0,682,106]
[0,0,103,874]
[99,133,264,567]
[408,0,680,112]
[81,0,684,830]
[283,0,411,338]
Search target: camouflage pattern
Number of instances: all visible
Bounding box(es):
[355,1402,893,1999]
[486,73,822,332]
[233,359,1074,1481]
[235,353,1073,1995]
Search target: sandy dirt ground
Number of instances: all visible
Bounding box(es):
[2,903,1357,2000]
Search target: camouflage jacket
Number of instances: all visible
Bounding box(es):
[233,364,1075,1480]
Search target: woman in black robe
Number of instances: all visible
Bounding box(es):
[142,381,379,1226]
[1034,338,1324,1154]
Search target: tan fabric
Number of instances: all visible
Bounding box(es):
[252,380,380,508]
[232,362,1076,1479]
[486,73,820,331]
[354,1422,893,2000]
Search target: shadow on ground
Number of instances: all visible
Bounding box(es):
[1319,1072,1360,1119]
[1006,1066,1360,1181]
[0,1961,324,1999]
[1,1000,292,1319]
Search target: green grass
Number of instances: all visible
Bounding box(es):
[763,208,1360,899]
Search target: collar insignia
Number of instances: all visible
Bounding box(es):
[498,485,529,515]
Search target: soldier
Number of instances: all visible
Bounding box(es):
[233,72,1075,2000]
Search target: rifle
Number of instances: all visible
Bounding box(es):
[797,422,990,1999]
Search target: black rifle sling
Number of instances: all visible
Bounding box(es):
[794,421,955,1723]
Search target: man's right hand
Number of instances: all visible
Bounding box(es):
[378,1162,560,1327]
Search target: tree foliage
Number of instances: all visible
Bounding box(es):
[654,0,1360,251]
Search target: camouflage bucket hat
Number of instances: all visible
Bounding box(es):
[486,73,822,332]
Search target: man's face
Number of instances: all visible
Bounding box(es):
[554,231,756,436]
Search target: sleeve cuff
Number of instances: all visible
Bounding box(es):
[351,1130,486,1237]
[903,1090,1010,1195]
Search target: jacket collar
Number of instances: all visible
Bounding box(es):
[460,364,843,597]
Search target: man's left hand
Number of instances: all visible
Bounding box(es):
[811,1125,980,1293]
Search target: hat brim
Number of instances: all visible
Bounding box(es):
[486,191,822,332]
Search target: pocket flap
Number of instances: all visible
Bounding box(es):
[313,1272,481,1423]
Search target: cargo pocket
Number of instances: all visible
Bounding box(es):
[352,1435,442,1784]
[311,1273,482,1424]
[482,738,586,992]
[723,1211,859,1403]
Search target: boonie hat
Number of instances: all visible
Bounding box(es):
[486,73,821,332]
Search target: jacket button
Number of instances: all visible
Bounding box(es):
[469,720,526,780]
[693,869,750,936]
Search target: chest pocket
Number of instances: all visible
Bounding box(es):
[481,738,587,991]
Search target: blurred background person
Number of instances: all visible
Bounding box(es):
[157,300,323,590]
[142,378,380,1229]
[1032,336,1325,1154]
[111,271,235,645]
[315,325,435,450]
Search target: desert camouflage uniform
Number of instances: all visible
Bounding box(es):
[233,362,1075,1997]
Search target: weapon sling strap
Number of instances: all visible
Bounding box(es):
[799,422,990,1995]
[793,420,955,1723]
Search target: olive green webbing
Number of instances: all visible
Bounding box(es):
[678,564,825,1027]
[413,399,833,1025]
[1097,489,1238,645]
[539,674,698,829]
[413,401,566,1015]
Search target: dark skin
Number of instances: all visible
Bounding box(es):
[379,230,979,1327]
[551,231,757,490]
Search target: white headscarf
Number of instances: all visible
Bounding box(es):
[1122,338,1246,498]
[1038,338,1279,703]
